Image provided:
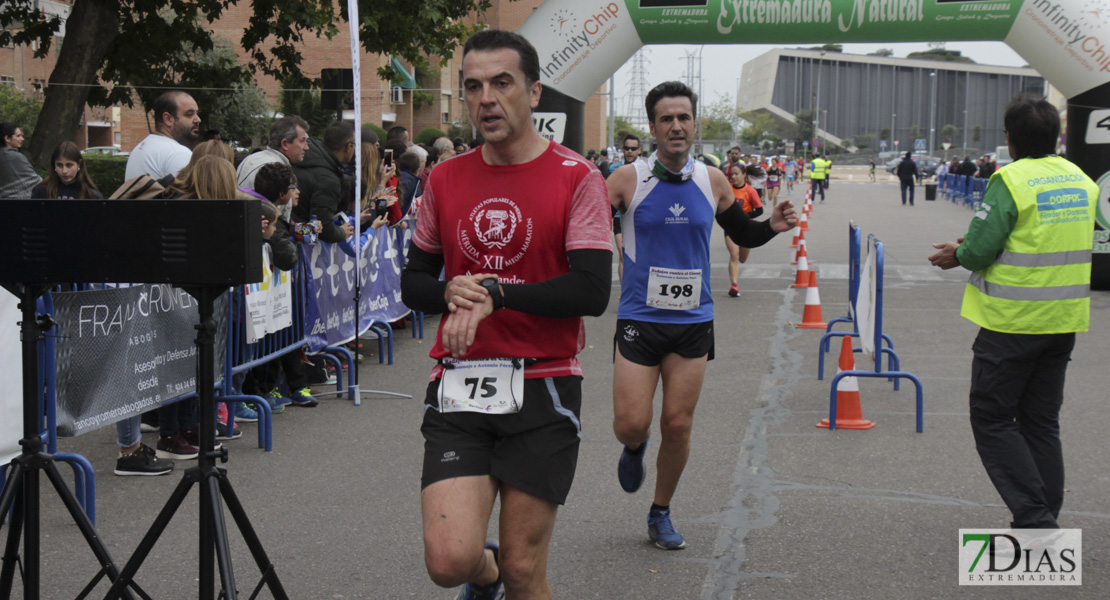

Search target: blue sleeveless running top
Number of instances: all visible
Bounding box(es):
[618,155,716,323]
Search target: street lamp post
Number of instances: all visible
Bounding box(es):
[928,71,937,156]
[814,50,825,157]
[891,112,896,154]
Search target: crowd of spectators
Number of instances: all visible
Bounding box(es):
[18,89,466,478]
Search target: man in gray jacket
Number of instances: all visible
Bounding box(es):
[236,116,309,221]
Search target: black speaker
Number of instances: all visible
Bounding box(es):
[4,198,263,285]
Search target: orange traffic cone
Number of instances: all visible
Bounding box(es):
[790,227,800,249]
[790,250,811,288]
[791,237,808,265]
[799,209,810,231]
[818,336,876,429]
[796,271,826,327]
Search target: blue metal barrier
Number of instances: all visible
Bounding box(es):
[220,261,314,451]
[822,236,924,432]
[818,222,894,377]
[972,177,987,208]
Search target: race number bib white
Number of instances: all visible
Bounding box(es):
[646,267,701,311]
[438,358,525,414]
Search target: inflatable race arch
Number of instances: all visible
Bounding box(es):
[516,0,1110,286]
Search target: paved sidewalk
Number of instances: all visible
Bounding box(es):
[11,180,1108,598]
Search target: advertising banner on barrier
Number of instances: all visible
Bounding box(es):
[855,237,877,361]
[303,222,413,352]
[1,288,22,464]
[244,245,294,344]
[51,285,227,437]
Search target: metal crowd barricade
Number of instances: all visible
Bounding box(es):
[819,221,895,376]
[945,174,958,203]
[971,177,988,208]
[821,236,924,432]
[220,261,313,451]
[2,292,97,524]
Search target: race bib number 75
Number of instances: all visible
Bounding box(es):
[438,358,525,414]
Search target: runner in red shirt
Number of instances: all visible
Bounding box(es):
[400,29,612,600]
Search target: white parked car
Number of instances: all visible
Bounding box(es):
[82,146,129,157]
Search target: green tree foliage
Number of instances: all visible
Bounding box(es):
[364,123,388,143]
[739,113,779,147]
[82,155,128,196]
[447,118,473,143]
[906,49,975,64]
[869,49,894,57]
[279,85,338,140]
[910,125,922,140]
[699,96,738,141]
[0,84,43,136]
[851,135,873,150]
[612,116,649,142]
[0,0,497,165]
[879,127,891,142]
[187,42,269,147]
[972,125,983,143]
[415,127,445,146]
[794,109,814,145]
[941,124,959,142]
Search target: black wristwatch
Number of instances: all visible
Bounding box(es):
[479,277,505,310]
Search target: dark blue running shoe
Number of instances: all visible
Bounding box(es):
[617,441,648,493]
[455,542,502,600]
[647,508,687,550]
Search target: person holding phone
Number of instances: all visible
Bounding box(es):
[291,121,357,242]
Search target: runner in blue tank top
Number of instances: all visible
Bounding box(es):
[607,81,798,551]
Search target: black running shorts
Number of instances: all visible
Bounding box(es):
[421,375,582,505]
[614,319,715,367]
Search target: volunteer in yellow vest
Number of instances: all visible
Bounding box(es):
[929,93,1096,529]
[808,155,828,203]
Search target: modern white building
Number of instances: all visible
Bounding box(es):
[737,48,1046,155]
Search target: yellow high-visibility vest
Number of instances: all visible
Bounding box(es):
[810,159,828,180]
[961,156,1097,334]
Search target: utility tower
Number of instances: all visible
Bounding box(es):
[623,49,651,133]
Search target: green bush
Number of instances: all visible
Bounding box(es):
[82,155,129,196]
[363,123,387,144]
[414,127,445,146]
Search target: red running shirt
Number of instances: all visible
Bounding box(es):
[413,140,612,379]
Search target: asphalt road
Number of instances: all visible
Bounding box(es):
[9,174,1109,599]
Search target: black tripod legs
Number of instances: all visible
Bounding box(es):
[103,466,287,600]
[0,464,26,597]
[0,457,137,600]
[216,475,288,599]
[104,469,196,600]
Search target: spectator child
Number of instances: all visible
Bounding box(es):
[32,141,101,199]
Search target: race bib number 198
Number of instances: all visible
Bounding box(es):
[438,358,524,414]
[646,267,701,311]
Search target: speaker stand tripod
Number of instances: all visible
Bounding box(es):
[0,283,137,600]
[104,287,288,600]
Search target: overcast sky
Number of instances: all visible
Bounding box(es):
[608,42,1029,118]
